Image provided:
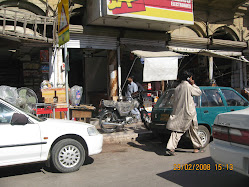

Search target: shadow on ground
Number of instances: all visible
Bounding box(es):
[128,135,195,156]
[157,157,249,187]
[0,156,94,178]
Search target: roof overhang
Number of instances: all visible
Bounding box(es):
[168,46,248,62]
[131,50,184,58]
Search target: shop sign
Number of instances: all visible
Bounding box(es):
[58,0,70,46]
[40,50,49,62]
[106,0,193,24]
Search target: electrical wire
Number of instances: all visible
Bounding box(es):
[121,56,139,92]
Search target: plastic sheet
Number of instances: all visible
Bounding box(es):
[0,86,18,105]
[69,86,83,106]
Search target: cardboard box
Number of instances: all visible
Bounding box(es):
[41,88,67,103]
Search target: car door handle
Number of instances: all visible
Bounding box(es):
[230,109,235,111]
[204,110,209,113]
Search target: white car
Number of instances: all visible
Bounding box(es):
[210,107,249,177]
[0,99,103,173]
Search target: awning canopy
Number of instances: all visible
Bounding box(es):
[131,50,184,58]
[168,46,248,62]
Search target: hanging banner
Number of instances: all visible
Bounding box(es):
[143,57,179,82]
[107,0,193,24]
[58,0,70,46]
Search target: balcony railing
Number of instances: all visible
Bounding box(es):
[0,7,57,43]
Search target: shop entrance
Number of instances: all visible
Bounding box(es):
[68,49,108,113]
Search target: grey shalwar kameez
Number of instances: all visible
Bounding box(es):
[166,81,203,150]
[125,81,140,120]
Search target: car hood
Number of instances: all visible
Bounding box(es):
[40,118,93,128]
[214,108,249,130]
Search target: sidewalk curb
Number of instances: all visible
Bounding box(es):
[102,130,154,144]
[91,118,154,144]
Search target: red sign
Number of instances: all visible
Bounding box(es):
[109,0,146,14]
[144,0,192,12]
[108,0,192,14]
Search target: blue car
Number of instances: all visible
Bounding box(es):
[151,87,249,147]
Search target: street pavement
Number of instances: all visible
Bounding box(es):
[0,137,248,187]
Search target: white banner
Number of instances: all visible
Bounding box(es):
[143,57,178,82]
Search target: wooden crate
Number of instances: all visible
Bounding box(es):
[70,109,92,123]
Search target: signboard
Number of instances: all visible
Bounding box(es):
[58,0,70,46]
[107,0,193,24]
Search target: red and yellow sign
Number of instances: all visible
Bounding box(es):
[107,0,193,24]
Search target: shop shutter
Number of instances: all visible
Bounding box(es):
[169,36,247,50]
[212,39,247,49]
[120,38,166,52]
[67,33,118,50]
[169,36,209,49]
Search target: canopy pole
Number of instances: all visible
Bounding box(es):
[64,43,69,120]
[121,56,139,92]
[117,45,122,97]
[240,61,243,89]
[209,56,214,81]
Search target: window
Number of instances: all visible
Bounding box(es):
[221,90,247,106]
[0,103,15,124]
[157,90,199,108]
[158,90,175,108]
[201,90,224,107]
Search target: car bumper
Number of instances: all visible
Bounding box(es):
[210,140,249,177]
[150,123,167,132]
[85,134,103,156]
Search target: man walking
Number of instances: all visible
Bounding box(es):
[165,71,204,156]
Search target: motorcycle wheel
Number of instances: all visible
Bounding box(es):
[140,110,151,131]
[99,110,119,133]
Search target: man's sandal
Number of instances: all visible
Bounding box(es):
[193,148,205,153]
[165,149,176,156]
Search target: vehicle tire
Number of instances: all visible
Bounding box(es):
[99,110,118,133]
[51,139,85,173]
[198,125,210,148]
[140,110,151,130]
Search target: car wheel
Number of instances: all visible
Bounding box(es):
[51,139,85,173]
[140,110,151,130]
[198,125,210,148]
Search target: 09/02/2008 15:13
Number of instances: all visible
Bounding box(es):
[173,164,233,171]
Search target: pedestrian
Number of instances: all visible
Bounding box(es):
[125,75,140,121]
[125,75,138,99]
[165,71,204,156]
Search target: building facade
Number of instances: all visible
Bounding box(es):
[0,0,249,106]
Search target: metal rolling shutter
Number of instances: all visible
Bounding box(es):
[120,38,166,51]
[67,33,118,50]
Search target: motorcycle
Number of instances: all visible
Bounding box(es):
[98,91,151,133]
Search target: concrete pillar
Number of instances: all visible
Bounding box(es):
[107,50,118,100]
[49,47,64,88]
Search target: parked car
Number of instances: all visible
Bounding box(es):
[210,108,249,177]
[150,86,249,147]
[0,98,103,173]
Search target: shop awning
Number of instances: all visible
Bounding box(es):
[168,46,248,62]
[131,50,184,58]
[198,50,247,62]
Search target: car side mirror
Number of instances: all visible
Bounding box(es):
[11,113,29,125]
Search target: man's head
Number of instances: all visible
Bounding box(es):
[128,75,134,84]
[178,70,193,81]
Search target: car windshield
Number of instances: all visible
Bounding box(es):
[0,99,45,122]
[155,90,175,108]
[155,89,199,108]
